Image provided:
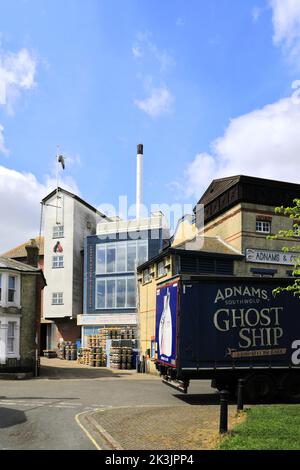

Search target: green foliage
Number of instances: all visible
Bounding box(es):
[218,406,300,450]
[268,199,300,298]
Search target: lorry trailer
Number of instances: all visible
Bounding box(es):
[155,277,300,403]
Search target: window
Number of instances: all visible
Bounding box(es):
[256,220,271,234]
[96,240,148,274]
[52,293,63,305]
[95,277,137,309]
[116,243,126,272]
[137,241,148,266]
[126,278,136,307]
[157,260,167,278]
[7,322,16,353]
[96,280,105,309]
[96,246,105,274]
[52,255,64,268]
[116,278,126,308]
[127,242,136,272]
[143,268,151,284]
[106,245,116,273]
[8,276,16,302]
[0,273,20,306]
[53,225,64,238]
[106,279,116,308]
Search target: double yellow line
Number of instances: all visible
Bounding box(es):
[75,411,101,450]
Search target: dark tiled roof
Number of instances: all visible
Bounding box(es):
[0,256,41,272]
[196,175,300,208]
[198,176,241,206]
[137,236,243,272]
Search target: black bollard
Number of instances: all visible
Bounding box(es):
[219,390,229,434]
[237,379,245,412]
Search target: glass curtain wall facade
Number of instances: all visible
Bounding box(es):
[95,240,148,310]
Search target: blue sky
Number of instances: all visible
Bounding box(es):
[1,0,300,250]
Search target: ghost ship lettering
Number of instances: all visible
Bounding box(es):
[159,288,173,357]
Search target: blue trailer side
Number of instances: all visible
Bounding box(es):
[155,277,300,402]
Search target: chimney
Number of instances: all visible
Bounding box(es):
[136,144,143,220]
[25,239,39,268]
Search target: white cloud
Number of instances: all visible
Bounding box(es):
[183,95,300,199]
[132,31,175,73]
[0,47,37,155]
[0,165,79,253]
[132,46,143,59]
[0,48,37,114]
[252,6,262,22]
[134,86,174,118]
[0,124,8,155]
[270,0,300,65]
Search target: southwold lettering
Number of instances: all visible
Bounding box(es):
[213,307,283,349]
[214,286,268,303]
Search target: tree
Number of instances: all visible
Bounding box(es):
[268,199,300,297]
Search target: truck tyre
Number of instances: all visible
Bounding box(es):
[281,373,300,403]
[244,374,275,403]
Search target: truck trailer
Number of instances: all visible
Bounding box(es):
[155,277,300,403]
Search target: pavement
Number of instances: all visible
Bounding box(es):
[80,404,240,451]
[0,358,240,450]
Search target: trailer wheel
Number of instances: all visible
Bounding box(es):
[281,373,300,403]
[244,374,275,403]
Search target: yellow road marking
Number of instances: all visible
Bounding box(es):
[75,411,101,450]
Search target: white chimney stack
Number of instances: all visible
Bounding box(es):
[136,144,143,220]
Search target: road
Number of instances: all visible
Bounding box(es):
[0,359,215,450]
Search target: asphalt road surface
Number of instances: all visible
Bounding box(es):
[0,360,215,450]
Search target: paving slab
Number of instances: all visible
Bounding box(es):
[87,404,241,450]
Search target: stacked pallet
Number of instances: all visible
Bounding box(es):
[77,336,107,367]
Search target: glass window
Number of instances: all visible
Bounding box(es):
[256,220,271,233]
[137,240,148,266]
[106,245,116,273]
[96,277,137,309]
[7,322,16,353]
[127,278,136,307]
[96,240,148,274]
[143,268,151,284]
[117,278,126,308]
[116,243,127,272]
[52,255,64,268]
[106,279,116,308]
[96,280,105,309]
[8,276,16,302]
[157,260,167,278]
[96,246,106,274]
[52,293,63,305]
[127,241,137,272]
[53,225,64,238]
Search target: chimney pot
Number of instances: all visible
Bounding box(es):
[137,144,143,155]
